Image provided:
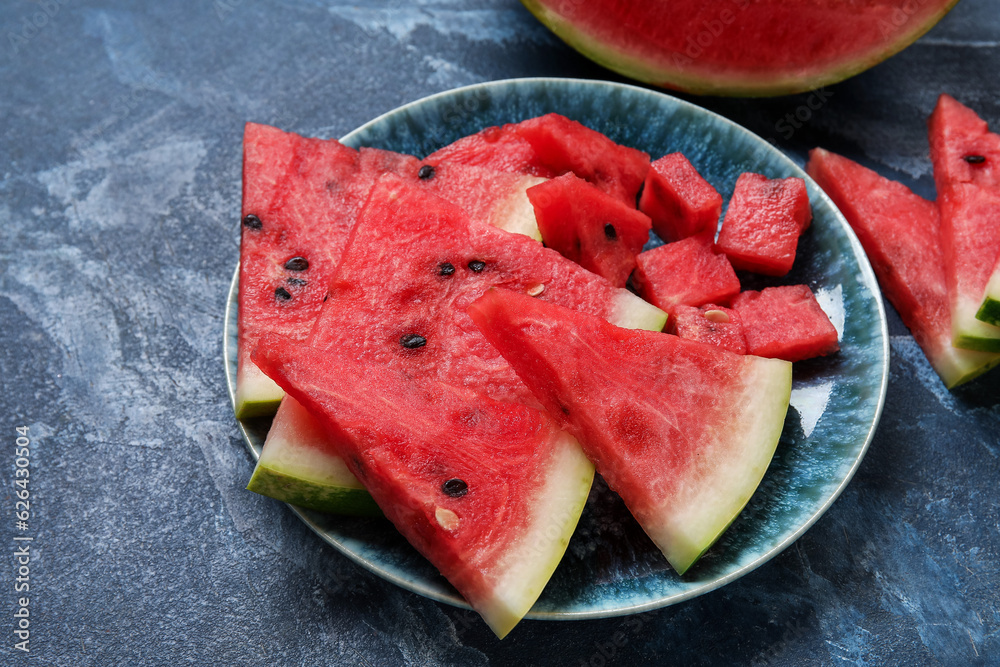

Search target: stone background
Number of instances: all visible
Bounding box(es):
[1,1,998,665]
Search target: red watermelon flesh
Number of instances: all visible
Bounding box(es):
[632,233,741,316]
[928,94,1000,352]
[733,286,839,363]
[236,122,370,418]
[806,147,1000,387]
[671,304,747,355]
[526,173,652,287]
[715,173,812,277]
[468,288,792,575]
[252,338,593,639]
[426,113,650,206]
[639,153,722,243]
[519,0,958,96]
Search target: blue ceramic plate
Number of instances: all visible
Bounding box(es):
[225,78,888,619]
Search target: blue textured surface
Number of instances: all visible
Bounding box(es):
[2,1,999,665]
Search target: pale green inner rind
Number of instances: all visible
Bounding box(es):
[519,0,958,97]
[644,356,792,575]
[235,360,285,419]
[491,175,546,241]
[976,270,1000,327]
[952,297,1000,352]
[247,464,382,517]
[610,290,668,332]
[932,344,1000,389]
[477,431,595,638]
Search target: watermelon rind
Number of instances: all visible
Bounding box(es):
[519,0,959,97]
[976,267,1000,327]
[952,300,1000,352]
[488,174,547,241]
[246,396,382,517]
[610,291,669,332]
[644,356,791,574]
[234,360,285,419]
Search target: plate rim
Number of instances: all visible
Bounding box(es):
[225,76,890,620]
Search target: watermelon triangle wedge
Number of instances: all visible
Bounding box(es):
[928,94,1000,352]
[252,336,594,639]
[467,288,792,575]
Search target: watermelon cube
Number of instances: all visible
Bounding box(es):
[715,173,812,277]
[632,233,741,315]
[639,152,722,242]
[527,173,652,287]
[670,304,747,355]
[733,285,839,362]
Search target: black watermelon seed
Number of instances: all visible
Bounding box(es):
[604,223,618,240]
[418,164,436,180]
[274,287,292,301]
[400,333,427,349]
[964,154,986,164]
[442,478,468,497]
[438,262,456,276]
[286,278,306,286]
[468,260,486,272]
[284,256,309,271]
[242,214,262,230]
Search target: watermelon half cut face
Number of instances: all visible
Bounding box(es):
[226,79,888,620]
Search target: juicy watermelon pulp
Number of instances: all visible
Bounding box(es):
[520,0,959,96]
[253,338,594,639]
[468,288,792,575]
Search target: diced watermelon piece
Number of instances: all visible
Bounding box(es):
[928,94,1000,351]
[468,288,791,575]
[639,152,722,242]
[427,113,650,205]
[671,304,747,355]
[250,177,666,515]
[253,339,594,639]
[733,285,840,362]
[526,173,652,286]
[715,173,812,277]
[806,147,1000,387]
[632,233,741,315]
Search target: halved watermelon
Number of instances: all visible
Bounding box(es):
[806,147,1000,387]
[519,0,958,96]
[252,339,594,639]
[249,176,666,513]
[928,94,1000,352]
[468,288,791,575]
[237,124,549,418]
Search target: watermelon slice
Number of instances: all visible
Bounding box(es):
[237,124,550,418]
[928,95,1000,352]
[252,339,594,639]
[468,288,792,575]
[519,0,958,96]
[632,233,741,316]
[980,271,1000,327]
[733,286,840,363]
[715,173,812,277]
[426,113,649,205]
[526,173,652,287]
[806,147,1000,387]
[638,152,722,243]
[249,176,666,514]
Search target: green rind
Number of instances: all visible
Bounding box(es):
[976,271,1000,327]
[247,464,382,517]
[952,297,1000,352]
[646,356,792,575]
[519,0,959,97]
[234,361,285,419]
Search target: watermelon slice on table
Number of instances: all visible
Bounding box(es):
[248,176,666,514]
[632,233,741,316]
[928,94,1000,351]
[733,286,840,363]
[806,147,1000,387]
[468,288,792,575]
[252,339,594,639]
[715,172,812,277]
[426,113,650,205]
[526,173,652,287]
[638,152,722,243]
